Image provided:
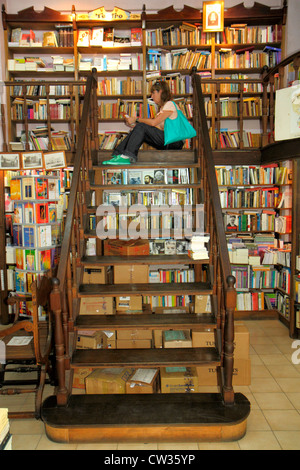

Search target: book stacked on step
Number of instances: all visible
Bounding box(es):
[0,409,12,450]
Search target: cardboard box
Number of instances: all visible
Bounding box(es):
[82,265,108,284]
[72,368,93,389]
[196,359,251,386]
[104,239,150,256]
[80,296,114,315]
[194,295,212,313]
[117,339,152,349]
[192,323,250,359]
[160,367,198,393]
[116,295,143,313]
[126,369,159,394]
[163,330,192,348]
[77,331,103,349]
[77,330,116,349]
[114,265,149,284]
[85,368,134,394]
[117,329,152,341]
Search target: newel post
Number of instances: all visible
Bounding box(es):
[50,278,68,406]
[222,275,236,405]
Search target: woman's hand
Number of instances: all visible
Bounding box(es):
[124,115,136,128]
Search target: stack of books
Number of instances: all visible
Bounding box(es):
[0,409,12,450]
[188,235,210,260]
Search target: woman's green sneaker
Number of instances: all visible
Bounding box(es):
[102,154,131,165]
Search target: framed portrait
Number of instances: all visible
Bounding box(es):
[0,153,20,170]
[21,151,44,170]
[43,151,66,170]
[203,1,224,33]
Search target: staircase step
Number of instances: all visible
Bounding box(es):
[75,313,216,330]
[78,282,212,297]
[42,393,250,443]
[81,254,209,265]
[96,149,196,164]
[71,347,220,368]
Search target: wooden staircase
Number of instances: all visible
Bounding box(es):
[41,72,250,443]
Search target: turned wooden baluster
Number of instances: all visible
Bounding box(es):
[50,278,68,406]
[222,275,237,405]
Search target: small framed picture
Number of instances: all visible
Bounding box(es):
[21,151,44,170]
[44,151,66,170]
[0,153,20,170]
[203,0,224,33]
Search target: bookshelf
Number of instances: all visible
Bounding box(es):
[4,160,64,320]
[215,160,295,326]
[1,3,286,156]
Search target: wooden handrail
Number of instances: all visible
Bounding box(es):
[262,50,300,84]
[193,72,236,404]
[56,70,97,285]
[193,74,232,285]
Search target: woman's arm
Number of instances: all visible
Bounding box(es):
[125,110,173,128]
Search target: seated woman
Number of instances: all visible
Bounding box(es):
[103,80,184,165]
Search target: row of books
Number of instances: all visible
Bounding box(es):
[11,83,73,97]
[10,27,74,47]
[77,27,142,47]
[8,56,74,72]
[143,295,191,308]
[262,249,291,267]
[97,100,143,120]
[147,49,211,71]
[277,292,290,319]
[232,264,281,290]
[15,257,59,293]
[98,132,127,150]
[22,128,72,151]
[10,177,60,202]
[147,74,194,95]
[214,49,281,69]
[236,291,265,311]
[224,24,282,45]
[101,168,193,186]
[0,409,11,451]
[97,77,143,96]
[95,212,194,232]
[145,23,282,47]
[102,188,195,206]
[212,129,262,149]
[216,164,291,186]
[219,186,280,209]
[15,239,61,270]
[224,210,277,233]
[149,268,195,283]
[209,96,263,118]
[79,53,143,72]
[11,98,74,121]
[13,222,61,248]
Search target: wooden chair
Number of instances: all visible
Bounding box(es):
[0,275,55,419]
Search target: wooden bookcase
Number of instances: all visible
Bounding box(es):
[1,3,286,158]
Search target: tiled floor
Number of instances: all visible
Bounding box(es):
[1,319,300,450]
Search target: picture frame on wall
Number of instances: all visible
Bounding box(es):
[203,0,224,32]
[0,153,20,170]
[43,151,66,170]
[21,151,44,169]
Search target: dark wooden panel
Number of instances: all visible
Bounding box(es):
[75,313,216,330]
[78,282,212,297]
[42,393,250,427]
[81,255,208,266]
[71,347,220,368]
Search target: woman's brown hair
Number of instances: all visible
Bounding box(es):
[150,80,172,106]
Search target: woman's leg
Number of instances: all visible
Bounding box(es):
[113,123,183,162]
